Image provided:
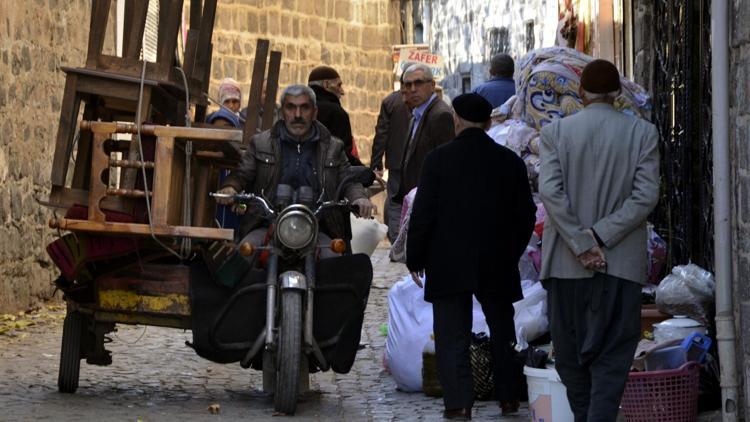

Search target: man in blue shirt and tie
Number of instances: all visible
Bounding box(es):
[473,54,516,109]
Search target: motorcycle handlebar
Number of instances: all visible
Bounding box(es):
[210,192,275,217]
[211,192,359,218]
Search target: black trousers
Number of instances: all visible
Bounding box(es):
[545,273,641,422]
[432,293,517,410]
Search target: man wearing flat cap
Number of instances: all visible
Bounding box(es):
[407,93,536,420]
[539,59,660,421]
[308,65,363,166]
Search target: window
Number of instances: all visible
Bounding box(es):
[414,23,424,44]
[462,75,471,94]
[525,20,535,52]
[488,27,510,57]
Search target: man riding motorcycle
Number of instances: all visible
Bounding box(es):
[215,84,376,250]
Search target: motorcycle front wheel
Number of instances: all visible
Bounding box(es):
[274,289,302,414]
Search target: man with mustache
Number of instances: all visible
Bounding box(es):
[216,84,376,253]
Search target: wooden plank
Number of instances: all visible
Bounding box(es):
[45,186,125,212]
[97,265,191,315]
[71,101,97,189]
[182,29,200,80]
[88,132,111,223]
[123,0,149,59]
[51,73,81,187]
[192,0,217,87]
[83,120,243,142]
[156,0,184,80]
[261,50,282,131]
[190,0,203,27]
[191,162,213,227]
[244,39,270,144]
[121,86,152,190]
[49,218,234,241]
[86,0,113,68]
[150,135,175,224]
[93,311,191,329]
[168,142,187,226]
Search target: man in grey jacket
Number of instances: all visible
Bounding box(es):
[538,59,660,422]
[216,84,375,250]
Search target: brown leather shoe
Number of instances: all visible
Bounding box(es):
[443,408,472,420]
[500,400,520,415]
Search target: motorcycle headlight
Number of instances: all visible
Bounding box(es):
[276,209,316,249]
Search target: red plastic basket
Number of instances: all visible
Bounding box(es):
[620,361,701,422]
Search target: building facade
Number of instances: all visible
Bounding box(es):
[401,0,559,99]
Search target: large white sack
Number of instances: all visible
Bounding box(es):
[384,276,488,392]
[350,214,387,256]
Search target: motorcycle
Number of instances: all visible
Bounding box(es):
[200,166,375,414]
[52,165,374,416]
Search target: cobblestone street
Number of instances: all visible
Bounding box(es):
[0,248,529,421]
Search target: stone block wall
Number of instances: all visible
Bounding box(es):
[0,0,111,313]
[204,0,401,164]
[730,0,750,416]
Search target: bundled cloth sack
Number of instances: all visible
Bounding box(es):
[487,47,652,188]
[384,275,548,391]
[384,275,489,392]
[350,214,387,256]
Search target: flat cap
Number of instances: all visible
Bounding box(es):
[308,65,340,82]
[580,59,621,94]
[452,93,493,123]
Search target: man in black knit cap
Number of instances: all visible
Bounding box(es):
[407,93,536,420]
[308,65,363,165]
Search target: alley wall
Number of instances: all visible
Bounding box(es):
[0,0,400,313]
[0,0,112,313]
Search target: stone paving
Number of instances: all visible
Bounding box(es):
[0,248,529,421]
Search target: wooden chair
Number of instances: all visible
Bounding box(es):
[49,0,217,210]
[49,121,242,242]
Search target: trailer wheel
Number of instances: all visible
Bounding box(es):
[58,311,84,393]
[274,290,302,414]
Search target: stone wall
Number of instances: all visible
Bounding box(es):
[0,0,400,313]
[730,0,750,416]
[410,0,559,99]
[205,0,401,165]
[0,0,109,313]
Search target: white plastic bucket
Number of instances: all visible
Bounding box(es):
[523,366,574,422]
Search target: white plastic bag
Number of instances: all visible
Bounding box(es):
[656,263,715,325]
[384,276,488,392]
[513,280,548,350]
[349,214,387,256]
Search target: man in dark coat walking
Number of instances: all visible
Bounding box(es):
[308,65,363,166]
[370,88,411,242]
[406,93,536,420]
